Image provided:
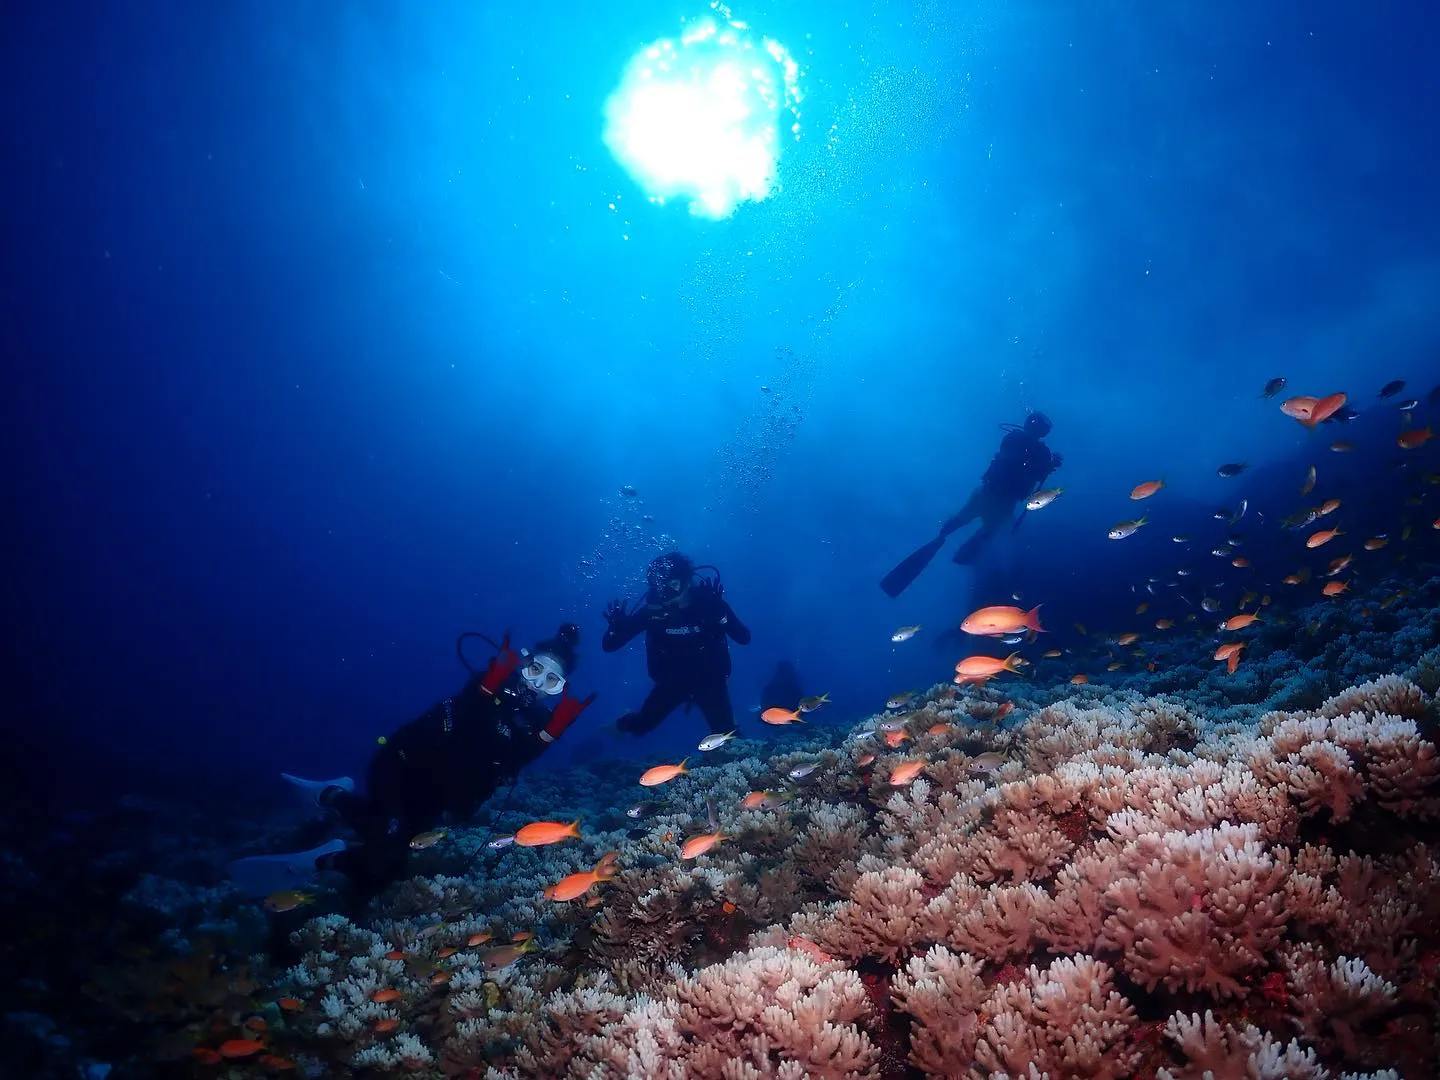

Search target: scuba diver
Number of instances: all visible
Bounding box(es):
[229,625,594,905]
[881,412,1062,596]
[603,552,751,737]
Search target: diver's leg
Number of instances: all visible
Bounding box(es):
[617,681,689,736]
[941,492,982,537]
[694,679,736,735]
[952,519,1001,565]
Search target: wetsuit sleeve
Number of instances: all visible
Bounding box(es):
[602,605,649,652]
[721,601,751,645]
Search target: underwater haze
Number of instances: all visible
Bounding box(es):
[4,0,1440,1074]
[8,1,1438,785]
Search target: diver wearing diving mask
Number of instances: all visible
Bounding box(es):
[257,623,595,907]
[602,552,751,737]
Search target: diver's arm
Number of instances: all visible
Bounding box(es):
[601,602,647,652]
[721,602,751,645]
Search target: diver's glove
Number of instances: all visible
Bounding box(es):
[480,632,523,695]
[694,578,723,601]
[604,599,628,627]
[541,690,597,742]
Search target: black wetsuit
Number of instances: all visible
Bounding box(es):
[322,671,554,898]
[603,583,751,735]
[946,430,1059,564]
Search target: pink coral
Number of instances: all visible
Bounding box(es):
[1096,822,1291,998]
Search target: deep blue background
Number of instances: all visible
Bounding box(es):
[4,1,1438,799]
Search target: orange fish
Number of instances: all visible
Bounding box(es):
[1306,527,1342,548]
[258,1056,296,1071]
[761,706,804,725]
[639,760,689,786]
[680,831,725,859]
[511,931,534,942]
[276,998,304,1013]
[883,729,911,748]
[384,949,406,961]
[1398,427,1434,449]
[466,931,492,947]
[1107,661,1124,671]
[1318,498,1341,516]
[218,1040,266,1059]
[1363,537,1388,550]
[1222,614,1259,631]
[926,722,951,736]
[1322,580,1349,597]
[888,759,927,785]
[436,946,457,958]
[1214,641,1245,674]
[1042,648,1063,657]
[371,989,402,1004]
[855,752,876,768]
[374,1018,401,1034]
[1115,632,1140,646]
[1330,440,1355,453]
[193,1049,222,1065]
[722,901,737,914]
[993,702,1014,721]
[1154,619,1174,630]
[954,652,1027,678]
[244,1017,268,1033]
[1130,479,1164,500]
[788,936,835,963]
[960,604,1044,637]
[513,819,582,847]
[1280,391,1346,428]
[1070,674,1088,684]
[739,790,781,810]
[1135,601,1150,614]
[543,852,620,902]
[430,971,450,986]
[1325,554,1353,576]
[1231,556,1250,568]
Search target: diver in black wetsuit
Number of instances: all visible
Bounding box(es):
[942,411,1063,565]
[602,552,751,737]
[231,626,594,904]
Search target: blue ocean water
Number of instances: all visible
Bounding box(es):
[10,0,1436,787]
[5,1,1440,1075]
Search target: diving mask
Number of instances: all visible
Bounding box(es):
[521,653,567,697]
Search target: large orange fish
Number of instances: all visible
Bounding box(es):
[1280,392,1346,428]
[960,604,1044,637]
[544,852,620,901]
[1398,426,1434,449]
[513,820,582,847]
[954,653,1026,678]
[761,706,805,725]
[218,1040,266,1059]
[679,831,725,859]
[1129,480,1164,500]
[888,759,927,785]
[639,760,689,786]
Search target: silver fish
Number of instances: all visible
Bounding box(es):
[788,763,820,781]
[487,835,516,850]
[1025,488,1063,511]
[698,730,737,752]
